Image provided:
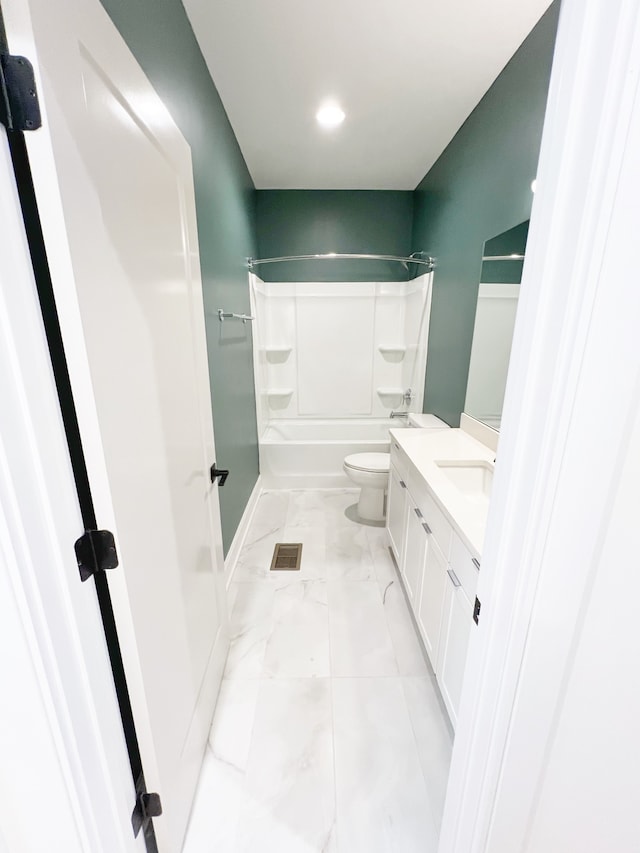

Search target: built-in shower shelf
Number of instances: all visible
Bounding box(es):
[264,346,293,364]
[377,387,405,406]
[267,389,293,409]
[378,346,406,362]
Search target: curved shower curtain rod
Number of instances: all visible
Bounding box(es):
[247,252,436,272]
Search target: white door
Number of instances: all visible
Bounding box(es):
[2,1,228,849]
[0,125,143,853]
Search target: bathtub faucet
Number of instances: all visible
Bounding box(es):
[390,410,410,419]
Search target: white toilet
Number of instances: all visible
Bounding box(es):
[343,452,391,522]
[343,414,449,523]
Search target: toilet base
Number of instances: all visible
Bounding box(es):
[357,486,386,522]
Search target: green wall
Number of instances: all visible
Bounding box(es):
[413,2,560,426]
[256,7,559,423]
[99,0,259,554]
[255,191,414,281]
[97,0,559,542]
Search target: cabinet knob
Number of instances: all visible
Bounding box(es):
[414,507,423,518]
[472,557,480,570]
[400,480,406,489]
[422,522,432,535]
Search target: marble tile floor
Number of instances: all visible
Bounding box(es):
[183,488,453,853]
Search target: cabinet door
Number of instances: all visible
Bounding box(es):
[386,463,408,565]
[436,571,474,729]
[403,504,428,604]
[417,537,448,670]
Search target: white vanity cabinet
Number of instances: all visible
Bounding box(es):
[437,568,474,727]
[387,438,411,564]
[387,439,480,730]
[417,535,448,669]
[410,484,451,670]
[403,502,428,604]
[437,533,480,724]
[387,463,408,564]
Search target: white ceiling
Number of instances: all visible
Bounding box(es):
[183,0,553,190]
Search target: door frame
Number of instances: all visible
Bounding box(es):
[439,0,640,849]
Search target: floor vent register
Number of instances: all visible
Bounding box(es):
[270,543,303,571]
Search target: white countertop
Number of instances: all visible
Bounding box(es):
[390,427,495,558]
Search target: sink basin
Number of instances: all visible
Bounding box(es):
[435,460,494,502]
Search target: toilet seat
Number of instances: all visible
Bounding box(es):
[343,452,390,473]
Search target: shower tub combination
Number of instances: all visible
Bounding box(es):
[259,418,405,489]
[247,259,435,490]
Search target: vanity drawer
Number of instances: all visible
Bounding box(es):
[449,532,479,602]
[390,438,410,484]
[408,472,452,561]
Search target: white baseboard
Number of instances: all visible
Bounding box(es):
[260,472,353,490]
[224,476,263,588]
[178,620,229,847]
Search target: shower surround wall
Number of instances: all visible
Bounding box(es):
[250,273,432,487]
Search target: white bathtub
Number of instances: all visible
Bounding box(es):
[259,418,403,488]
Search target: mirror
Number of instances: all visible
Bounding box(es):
[464,220,529,429]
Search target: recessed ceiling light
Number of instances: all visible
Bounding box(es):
[531,179,537,192]
[316,102,345,129]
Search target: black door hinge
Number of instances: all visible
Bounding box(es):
[0,54,42,132]
[210,462,229,486]
[473,596,481,625]
[74,529,119,582]
[131,771,162,839]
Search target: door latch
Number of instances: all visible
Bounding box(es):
[210,463,229,487]
[473,596,481,625]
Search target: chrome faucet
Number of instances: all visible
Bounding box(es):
[390,389,414,420]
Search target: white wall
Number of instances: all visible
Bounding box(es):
[518,402,640,849]
[250,273,432,425]
[402,279,432,397]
